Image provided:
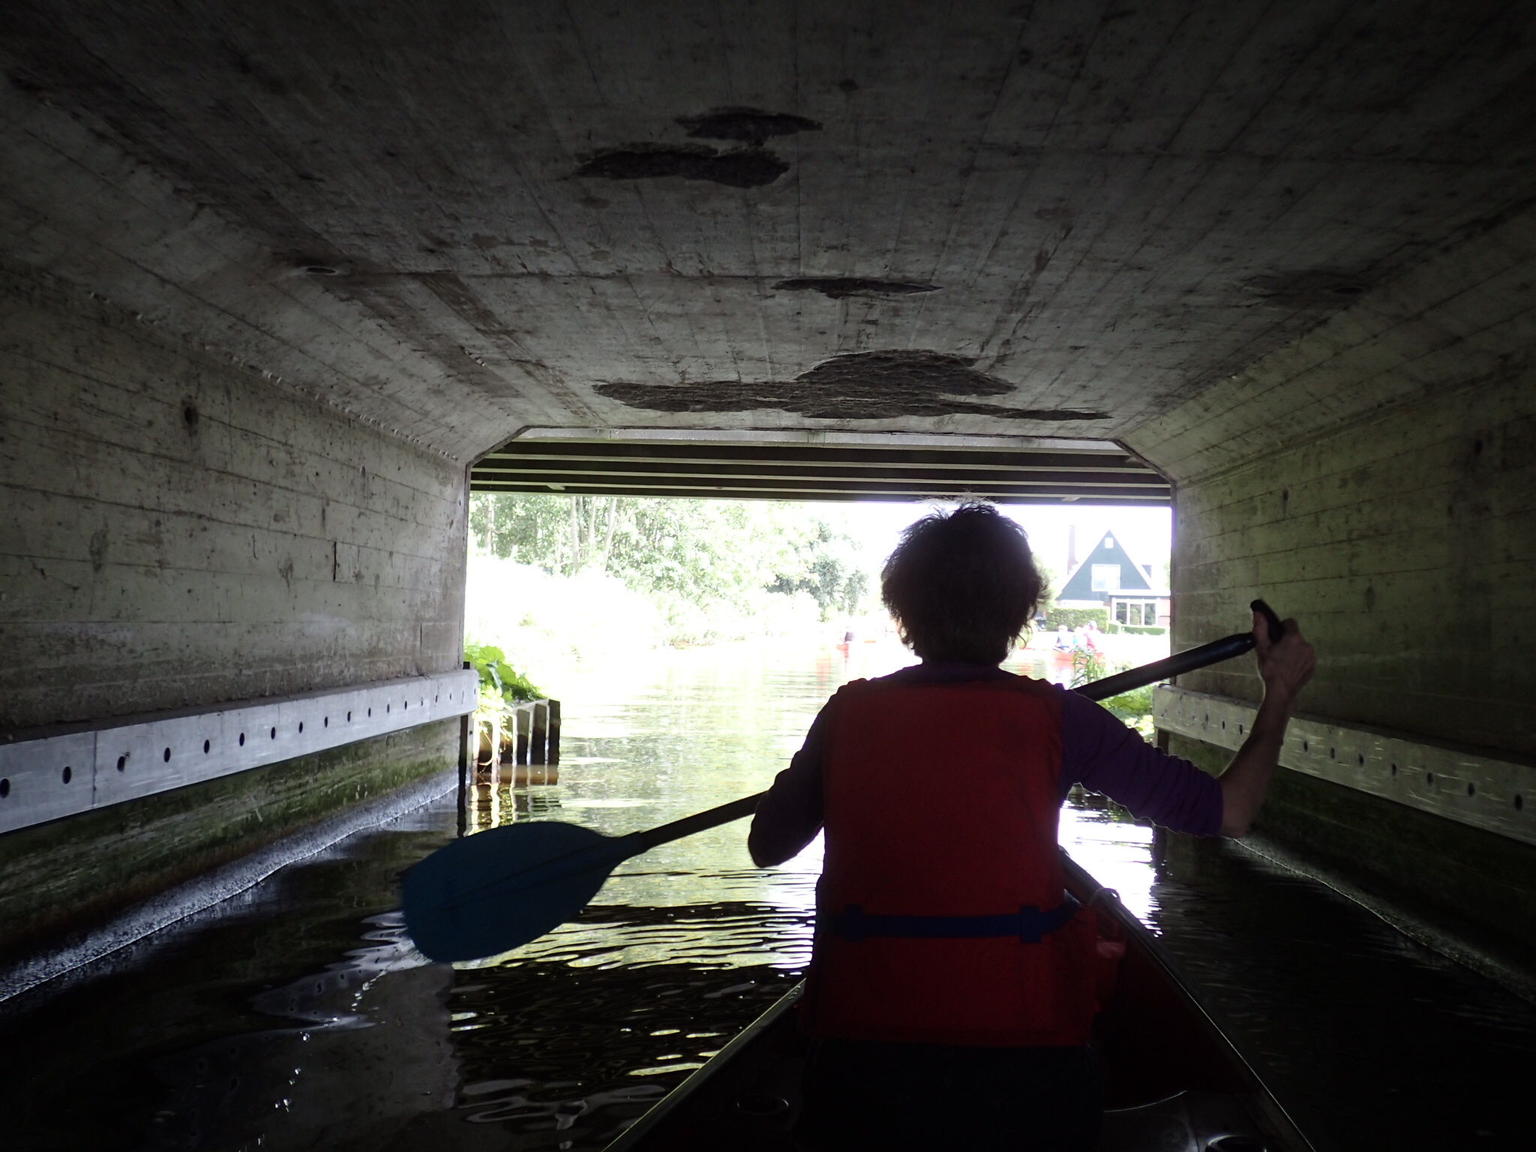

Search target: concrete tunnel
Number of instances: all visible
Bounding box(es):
[1,0,1533,1002]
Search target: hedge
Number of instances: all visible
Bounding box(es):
[1041,606,1110,630]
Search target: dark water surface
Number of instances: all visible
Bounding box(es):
[1,640,1531,1151]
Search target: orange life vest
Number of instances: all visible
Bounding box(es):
[800,674,1101,1047]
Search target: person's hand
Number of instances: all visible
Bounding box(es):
[1252,610,1315,707]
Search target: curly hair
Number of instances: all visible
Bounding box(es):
[881,502,1044,664]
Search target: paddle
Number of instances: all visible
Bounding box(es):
[402,600,1286,962]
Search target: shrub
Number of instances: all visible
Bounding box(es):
[1043,606,1110,631]
[1102,683,1156,720]
[465,643,545,703]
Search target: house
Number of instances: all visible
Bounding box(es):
[1054,530,1170,628]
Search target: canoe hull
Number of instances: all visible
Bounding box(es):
[605,854,1312,1151]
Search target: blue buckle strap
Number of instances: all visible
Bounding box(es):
[832,895,1079,943]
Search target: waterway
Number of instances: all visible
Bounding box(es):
[0,639,1531,1151]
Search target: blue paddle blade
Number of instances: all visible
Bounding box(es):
[402,821,634,962]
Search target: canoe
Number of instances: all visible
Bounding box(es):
[604,852,1314,1152]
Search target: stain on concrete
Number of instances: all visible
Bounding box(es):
[575,143,788,188]
[677,107,821,147]
[595,350,1107,421]
[1245,269,1372,305]
[773,278,940,300]
[88,527,108,574]
[225,45,290,99]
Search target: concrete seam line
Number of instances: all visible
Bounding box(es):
[0,670,479,835]
[1154,685,1536,848]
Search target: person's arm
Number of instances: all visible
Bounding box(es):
[1066,693,1224,836]
[1217,610,1316,836]
[748,706,830,867]
[1065,611,1316,838]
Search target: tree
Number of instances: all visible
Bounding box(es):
[765,520,869,620]
[469,493,870,620]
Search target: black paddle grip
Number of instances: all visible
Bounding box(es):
[1250,599,1285,647]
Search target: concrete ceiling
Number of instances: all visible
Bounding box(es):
[4,0,1535,495]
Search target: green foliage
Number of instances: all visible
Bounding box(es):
[464,642,544,703]
[1108,623,1167,636]
[1102,683,1156,720]
[1070,649,1158,733]
[1044,606,1110,630]
[1068,647,1110,688]
[765,520,869,621]
[469,493,873,625]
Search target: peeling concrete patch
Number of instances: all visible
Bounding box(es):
[595,350,1107,421]
[773,277,940,300]
[575,143,788,188]
[677,107,821,146]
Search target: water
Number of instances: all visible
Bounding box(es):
[1,639,1531,1151]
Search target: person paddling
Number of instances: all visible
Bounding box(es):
[749,502,1316,1151]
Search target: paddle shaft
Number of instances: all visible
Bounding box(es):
[627,601,1284,857]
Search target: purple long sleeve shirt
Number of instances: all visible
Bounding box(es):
[750,662,1222,865]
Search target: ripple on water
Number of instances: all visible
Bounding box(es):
[12,645,1532,1152]
[448,951,802,1140]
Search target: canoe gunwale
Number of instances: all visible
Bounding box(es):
[603,983,805,1152]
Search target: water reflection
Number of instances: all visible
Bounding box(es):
[432,640,1157,1148]
[6,640,1525,1152]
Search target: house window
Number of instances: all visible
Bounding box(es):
[1091,564,1120,592]
[1115,600,1158,626]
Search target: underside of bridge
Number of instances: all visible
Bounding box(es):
[2,1,1534,984]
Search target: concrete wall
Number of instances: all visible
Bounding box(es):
[1128,204,1536,957]
[2,268,467,728]
[1,265,469,966]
